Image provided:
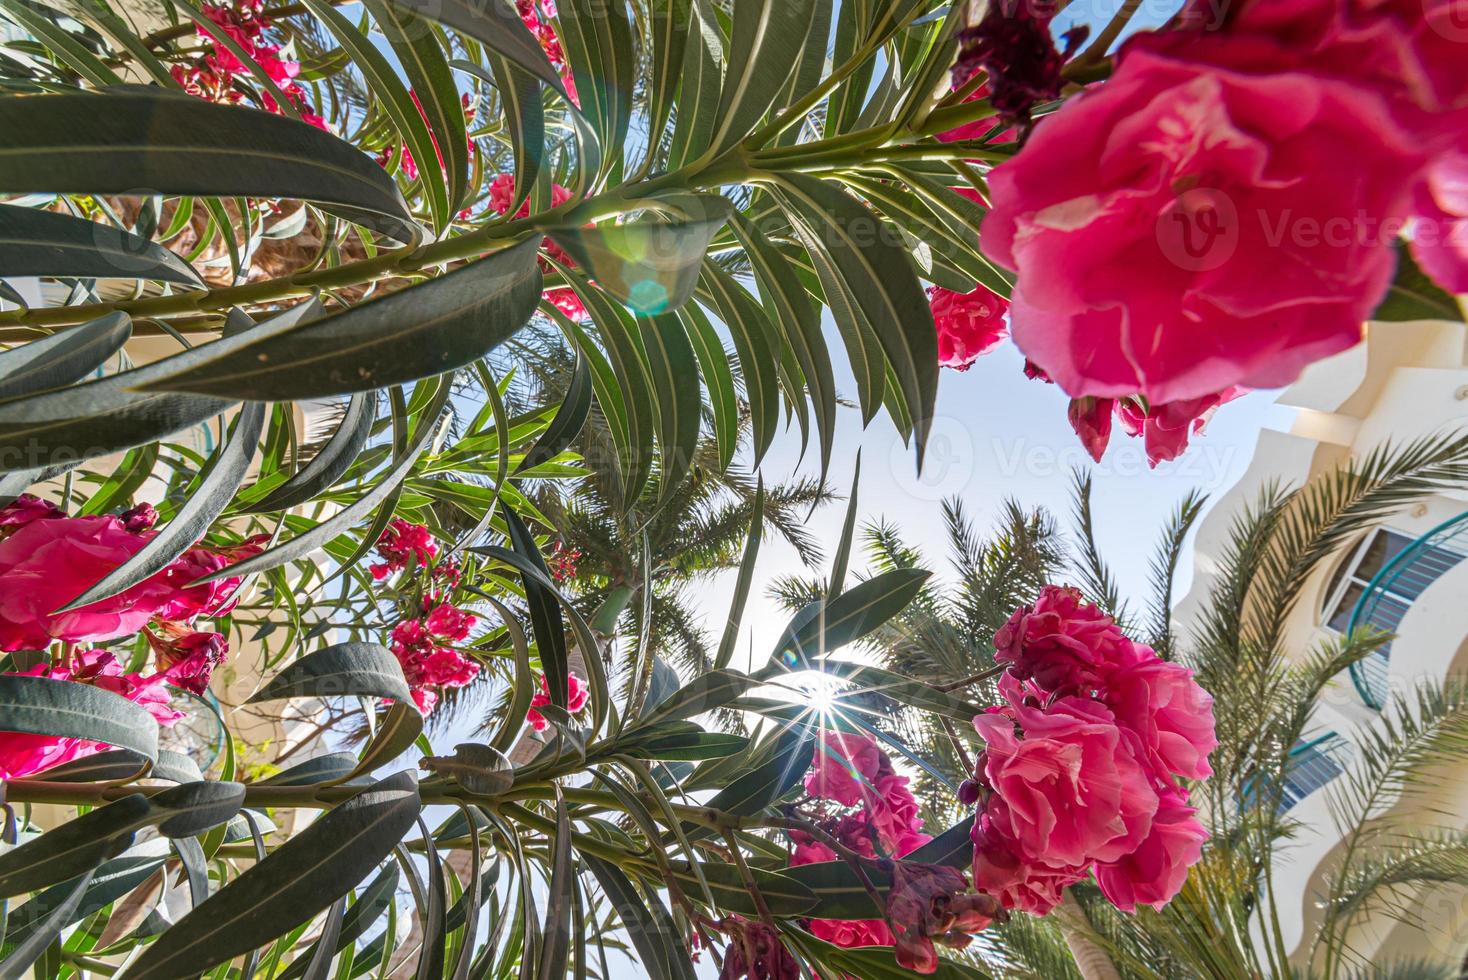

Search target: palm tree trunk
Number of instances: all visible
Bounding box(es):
[1054,893,1123,980]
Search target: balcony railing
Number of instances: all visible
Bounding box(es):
[1346,511,1468,709]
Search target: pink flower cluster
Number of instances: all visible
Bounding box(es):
[388,600,480,715]
[982,0,1468,456]
[0,495,257,659]
[487,173,587,320]
[526,671,589,731]
[371,518,440,581]
[377,91,478,219]
[546,541,582,583]
[968,586,1215,915]
[170,0,328,130]
[0,649,185,779]
[791,732,932,951]
[515,0,578,105]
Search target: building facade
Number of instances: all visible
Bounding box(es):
[1176,317,1468,971]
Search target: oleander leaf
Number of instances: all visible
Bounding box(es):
[243,392,375,513]
[248,642,412,705]
[0,310,130,402]
[0,203,202,286]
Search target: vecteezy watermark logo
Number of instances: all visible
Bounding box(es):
[889,416,975,502]
[1156,186,1239,272]
[1425,0,1468,42]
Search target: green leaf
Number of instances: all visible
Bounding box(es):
[774,568,930,665]
[501,501,569,708]
[0,795,152,899]
[387,0,575,104]
[275,863,399,980]
[546,196,733,314]
[632,731,749,761]
[0,310,130,402]
[677,301,738,471]
[828,452,860,599]
[189,381,452,582]
[707,0,820,154]
[57,401,265,612]
[460,56,542,221]
[260,753,362,787]
[126,772,422,980]
[642,0,691,174]
[637,312,702,498]
[516,356,591,474]
[557,0,635,176]
[30,748,149,783]
[0,92,415,242]
[815,660,981,723]
[137,239,544,401]
[0,203,202,286]
[483,596,536,755]
[150,780,247,838]
[243,392,375,513]
[702,729,814,817]
[362,0,469,217]
[0,302,316,467]
[697,261,780,463]
[248,642,412,705]
[0,856,161,953]
[665,861,816,917]
[536,794,574,980]
[0,674,157,764]
[0,870,92,978]
[0,0,123,88]
[1374,243,1465,322]
[729,210,836,477]
[713,482,762,671]
[420,743,513,795]
[775,174,938,461]
[636,669,757,726]
[582,855,698,980]
[666,0,723,168]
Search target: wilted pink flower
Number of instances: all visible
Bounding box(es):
[1103,641,1217,781]
[886,862,1000,973]
[371,519,440,581]
[119,502,158,534]
[929,284,1009,370]
[1114,388,1245,467]
[993,585,1129,695]
[951,0,1071,125]
[527,671,589,731]
[147,626,228,695]
[0,650,182,779]
[716,916,799,980]
[1067,397,1114,463]
[1093,788,1209,912]
[982,44,1420,408]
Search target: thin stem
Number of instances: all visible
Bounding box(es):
[935,665,1005,692]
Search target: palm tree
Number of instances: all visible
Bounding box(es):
[785,437,1468,979]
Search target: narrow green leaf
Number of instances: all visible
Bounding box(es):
[666,0,723,168]
[57,401,265,612]
[1374,243,1465,322]
[696,261,779,463]
[774,568,930,666]
[463,56,542,220]
[637,312,701,499]
[0,795,150,899]
[642,0,691,173]
[557,0,635,177]
[707,0,819,154]
[387,0,575,103]
[0,92,415,242]
[0,674,157,764]
[0,870,92,978]
[260,753,362,787]
[536,794,573,980]
[713,482,762,671]
[701,729,814,817]
[582,855,697,980]
[775,174,937,462]
[677,301,737,471]
[0,310,130,402]
[828,452,860,599]
[243,392,375,513]
[127,772,423,980]
[0,0,122,87]
[138,239,543,401]
[516,356,591,474]
[0,203,202,286]
[248,642,412,705]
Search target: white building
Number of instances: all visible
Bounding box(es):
[1176,318,1468,972]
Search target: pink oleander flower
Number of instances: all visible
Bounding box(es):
[716,916,800,980]
[425,602,476,642]
[487,174,588,321]
[0,494,63,539]
[151,534,266,623]
[388,617,479,714]
[970,800,1088,915]
[0,514,254,651]
[1103,641,1218,781]
[805,731,889,806]
[1093,787,1210,912]
[1411,149,1468,293]
[119,502,158,534]
[886,863,1001,974]
[981,44,1421,407]
[371,519,440,581]
[526,671,589,731]
[993,585,1129,695]
[928,283,1009,370]
[147,626,228,696]
[0,650,182,779]
[1069,388,1244,467]
[972,694,1159,870]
